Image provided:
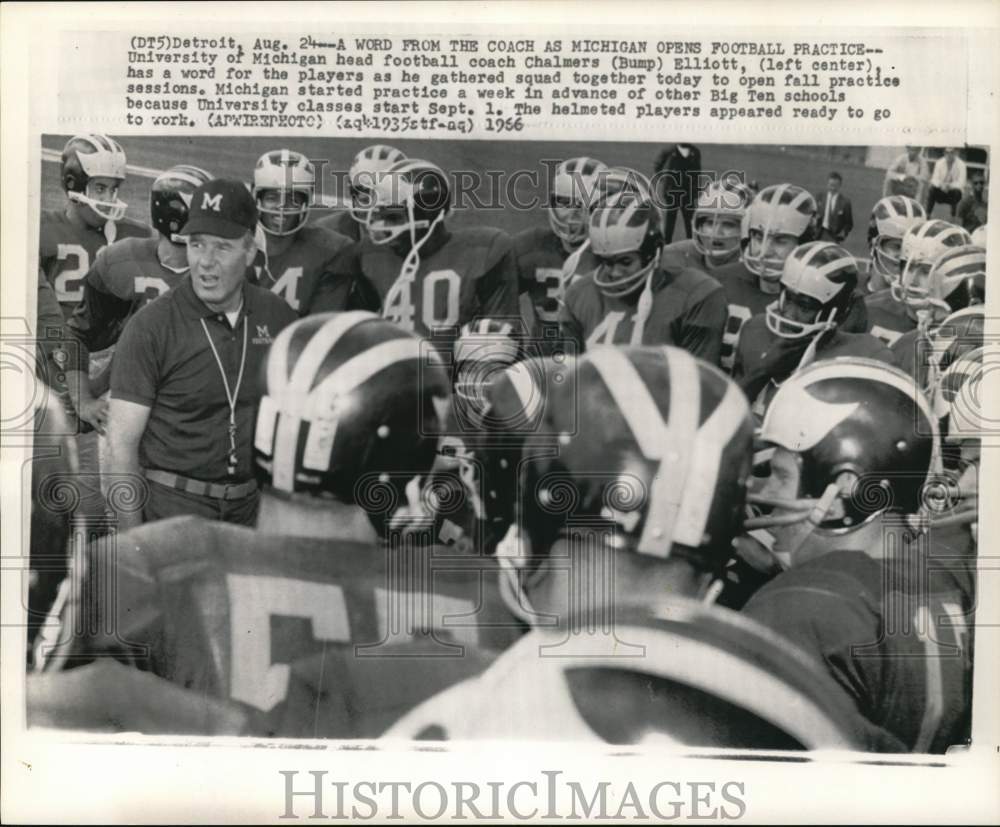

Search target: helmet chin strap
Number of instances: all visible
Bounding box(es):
[743,482,842,560]
[380,206,445,320]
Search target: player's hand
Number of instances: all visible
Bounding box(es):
[76,396,108,435]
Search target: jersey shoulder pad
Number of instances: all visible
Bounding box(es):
[659,265,723,302]
[116,217,155,239]
[512,225,556,254]
[659,239,701,271]
[865,288,897,312]
[297,224,352,256]
[90,236,159,296]
[448,226,514,270]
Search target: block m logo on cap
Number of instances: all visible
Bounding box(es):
[202,192,223,212]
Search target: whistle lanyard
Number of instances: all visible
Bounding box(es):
[201,313,249,476]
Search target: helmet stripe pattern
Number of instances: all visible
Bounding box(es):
[585,346,751,553]
[761,358,940,455]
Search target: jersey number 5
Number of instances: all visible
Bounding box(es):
[226,574,351,711]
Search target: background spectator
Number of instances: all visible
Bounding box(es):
[816,171,854,243]
[654,143,702,243]
[884,146,930,201]
[957,171,988,233]
[927,147,967,218]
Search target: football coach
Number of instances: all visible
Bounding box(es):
[107,178,296,528]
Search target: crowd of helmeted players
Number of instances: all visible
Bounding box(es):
[26,135,985,752]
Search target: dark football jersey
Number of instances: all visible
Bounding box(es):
[734,320,896,417]
[866,288,917,347]
[48,515,526,738]
[743,544,975,753]
[891,328,925,385]
[559,267,727,365]
[709,259,782,374]
[512,226,573,345]
[252,225,352,315]
[67,236,190,370]
[311,208,362,243]
[39,209,152,317]
[322,227,520,352]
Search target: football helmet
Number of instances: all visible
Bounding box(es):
[491,346,754,584]
[741,184,818,282]
[348,144,407,223]
[150,165,214,243]
[970,224,987,247]
[932,345,984,443]
[868,195,926,280]
[60,134,128,222]
[892,219,972,306]
[548,156,608,246]
[922,306,984,400]
[252,149,315,237]
[453,318,522,411]
[589,191,663,299]
[364,158,450,248]
[589,165,655,208]
[692,176,756,265]
[904,244,986,317]
[254,312,452,533]
[765,242,858,340]
[749,358,939,542]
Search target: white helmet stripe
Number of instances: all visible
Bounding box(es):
[157,170,208,189]
[674,376,750,548]
[269,311,375,399]
[587,347,701,558]
[307,337,424,413]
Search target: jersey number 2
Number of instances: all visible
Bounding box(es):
[53,244,89,304]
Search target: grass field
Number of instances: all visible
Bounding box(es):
[41,135,888,259]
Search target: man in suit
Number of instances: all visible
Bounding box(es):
[653,143,703,243]
[816,172,854,243]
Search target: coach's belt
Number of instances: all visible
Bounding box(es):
[144,469,258,501]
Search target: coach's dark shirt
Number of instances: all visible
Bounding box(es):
[111,277,296,483]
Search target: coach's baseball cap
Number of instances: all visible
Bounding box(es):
[179,178,258,238]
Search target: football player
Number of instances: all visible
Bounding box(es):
[63,164,215,434]
[250,149,352,315]
[866,219,972,346]
[38,313,525,737]
[559,190,727,361]
[558,165,656,286]
[313,158,520,352]
[743,358,974,753]
[707,183,856,374]
[385,347,896,750]
[40,135,152,318]
[313,143,407,242]
[890,245,985,384]
[513,157,607,346]
[733,241,894,416]
[864,195,926,294]
[659,175,756,273]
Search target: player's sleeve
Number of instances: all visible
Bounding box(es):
[557,289,586,353]
[36,268,70,371]
[110,310,160,406]
[476,233,520,319]
[66,254,134,366]
[674,283,727,367]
